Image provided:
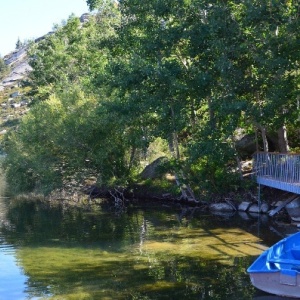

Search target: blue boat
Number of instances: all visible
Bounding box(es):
[248,231,300,298]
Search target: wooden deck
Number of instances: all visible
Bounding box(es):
[253,152,300,194]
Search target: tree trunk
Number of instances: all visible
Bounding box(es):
[168,104,197,202]
[261,126,268,152]
[236,155,243,179]
[277,125,289,153]
[127,146,136,172]
[255,129,259,152]
[255,92,269,152]
[230,136,243,180]
[256,124,269,152]
[170,105,180,160]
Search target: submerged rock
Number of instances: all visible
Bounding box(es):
[209,202,236,212]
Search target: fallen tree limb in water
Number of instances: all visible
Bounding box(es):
[108,187,127,212]
[174,173,199,203]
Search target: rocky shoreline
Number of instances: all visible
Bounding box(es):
[41,182,295,225]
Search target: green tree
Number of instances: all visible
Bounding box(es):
[15,37,23,50]
[26,13,113,101]
[105,0,248,194]
[5,0,300,197]
[4,8,133,194]
[86,0,102,10]
[0,56,9,80]
[234,1,300,152]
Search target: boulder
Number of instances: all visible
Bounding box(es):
[248,203,260,213]
[248,202,269,213]
[80,13,91,23]
[238,201,251,212]
[286,198,300,222]
[260,202,270,213]
[235,133,257,158]
[140,157,168,180]
[209,202,236,212]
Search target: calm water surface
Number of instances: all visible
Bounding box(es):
[0,196,298,300]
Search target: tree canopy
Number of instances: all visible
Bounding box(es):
[3,0,300,197]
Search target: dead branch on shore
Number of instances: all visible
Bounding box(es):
[108,187,127,212]
[174,173,199,203]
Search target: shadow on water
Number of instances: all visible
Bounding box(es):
[0,198,298,299]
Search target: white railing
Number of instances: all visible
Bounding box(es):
[253,152,300,194]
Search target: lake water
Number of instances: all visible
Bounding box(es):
[0,196,298,300]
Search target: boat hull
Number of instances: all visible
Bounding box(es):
[249,271,300,298]
[248,232,300,298]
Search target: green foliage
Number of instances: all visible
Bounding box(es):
[4,1,300,196]
[27,16,95,100]
[0,56,10,80]
[86,0,102,11]
[146,138,171,163]
[4,87,140,194]
[187,131,240,195]
[15,37,23,50]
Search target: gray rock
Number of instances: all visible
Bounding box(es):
[11,103,21,108]
[10,91,20,98]
[140,157,168,180]
[235,133,257,158]
[4,48,26,65]
[248,202,269,213]
[260,202,270,213]
[80,13,90,23]
[248,203,260,213]
[209,202,236,212]
[286,198,300,222]
[238,201,251,212]
[20,100,28,106]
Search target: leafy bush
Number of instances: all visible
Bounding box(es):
[0,56,10,80]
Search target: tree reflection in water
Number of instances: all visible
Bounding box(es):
[0,199,282,299]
